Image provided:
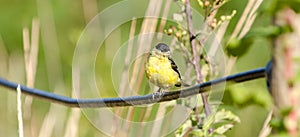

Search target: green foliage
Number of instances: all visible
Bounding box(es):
[260,0,300,15]
[270,117,286,132]
[175,109,240,136]
[0,0,286,136]
[226,26,282,57]
[227,84,272,108]
[226,0,299,58]
[269,106,295,135]
[166,1,243,136]
[213,109,241,136]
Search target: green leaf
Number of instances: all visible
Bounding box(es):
[270,117,285,131]
[226,37,253,57]
[214,124,234,134]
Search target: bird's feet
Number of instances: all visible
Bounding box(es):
[152,88,165,100]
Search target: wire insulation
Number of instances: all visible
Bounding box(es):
[0,68,266,108]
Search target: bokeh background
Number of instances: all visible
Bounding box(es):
[0,0,273,136]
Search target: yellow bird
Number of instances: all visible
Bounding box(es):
[145,43,183,96]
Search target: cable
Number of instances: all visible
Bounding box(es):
[0,67,266,108]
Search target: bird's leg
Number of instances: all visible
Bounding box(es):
[152,88,160,100]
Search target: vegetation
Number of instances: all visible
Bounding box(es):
[0,0,299,137]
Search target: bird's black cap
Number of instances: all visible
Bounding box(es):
[155,43,170,52]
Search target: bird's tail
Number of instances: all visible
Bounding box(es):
[175,81,190,87]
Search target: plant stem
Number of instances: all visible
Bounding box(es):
[184,0,212,120]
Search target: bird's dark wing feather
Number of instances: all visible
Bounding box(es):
[168,57,182,87]
[168,57,181,79]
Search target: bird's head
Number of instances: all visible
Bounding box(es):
[152,43,171,57]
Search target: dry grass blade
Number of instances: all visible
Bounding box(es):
[37,0,67,136]
[228,0,262,41]
[239,0,263,37]
[23,28,30,73]
[112,17,137,137]
[127,0,163,136]
[28,19,40,85]
[226,0,263,75]
[157,0,172,40]
[119,18,137,97]
[82,0,98,23]
[22,18,40,137]
[17,85,24,137]
[258,111,272,137]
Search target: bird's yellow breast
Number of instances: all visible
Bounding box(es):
[145,55,180,89]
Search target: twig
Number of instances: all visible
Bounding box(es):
[0,68,266,108]
[205,0,223,25]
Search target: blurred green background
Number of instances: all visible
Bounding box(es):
[0,0,273,136]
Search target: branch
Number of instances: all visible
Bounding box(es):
[0,68,266,108]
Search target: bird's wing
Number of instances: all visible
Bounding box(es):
[168,57,191,87]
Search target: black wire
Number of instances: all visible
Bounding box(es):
[0,67,266,108]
